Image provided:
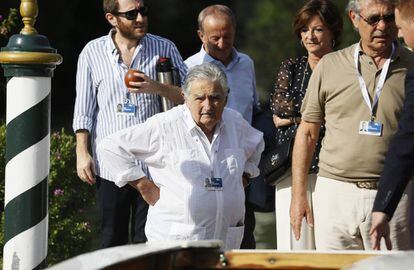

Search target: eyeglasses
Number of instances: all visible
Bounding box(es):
[358,13,395,26]
[113,6,149,20]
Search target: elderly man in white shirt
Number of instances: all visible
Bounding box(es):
[97,62,264,250]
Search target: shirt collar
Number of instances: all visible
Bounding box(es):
[183,104,197,131]
[106,28,146,67]
[199,45,240,69]
[357,40,399,62]
[391,41,404,62]
[106,29,119,60]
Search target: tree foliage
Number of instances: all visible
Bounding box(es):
[0,0,362,122]
[0,8,19,40]
[0,126,98,266]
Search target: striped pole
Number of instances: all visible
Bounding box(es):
[0,1,62,269]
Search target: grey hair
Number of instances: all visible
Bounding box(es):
[183,63,229,98]
[346,0,395,13]
[198,5,236,32]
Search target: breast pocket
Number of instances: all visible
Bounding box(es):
[224,148,245,178]
[175,149,204,185]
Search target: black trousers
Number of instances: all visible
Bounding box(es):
[240,188,256,249]
[96,176,148,248]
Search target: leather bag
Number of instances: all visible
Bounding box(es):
[260,136,294,186]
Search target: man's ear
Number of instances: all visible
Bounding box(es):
[197,30,205,42]
[105,13,117,27]
[349,10,359,29]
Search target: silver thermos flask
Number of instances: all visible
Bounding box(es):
[156,57,177,111]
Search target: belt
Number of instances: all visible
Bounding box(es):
[354,181,379,190]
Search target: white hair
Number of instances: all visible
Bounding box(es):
[346,0,395,13]
[183,63,229,97]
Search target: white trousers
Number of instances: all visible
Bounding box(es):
[275,173,317,250]
[313,176,411,250]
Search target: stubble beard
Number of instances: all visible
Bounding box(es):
[116,18,147,41]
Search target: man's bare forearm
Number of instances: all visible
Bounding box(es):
[129,177,160,206]
[75,129,96,184]
[76,129,90,155]
[156,84,184,104]
[290,121,321,238]
[292,121,321,196]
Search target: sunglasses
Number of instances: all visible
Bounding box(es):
[113,6,149,20]
[358,13,395,26]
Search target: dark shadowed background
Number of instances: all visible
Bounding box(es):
[0,0,357,130]
[0,0,361,250]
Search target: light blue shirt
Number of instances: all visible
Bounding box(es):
[73,29,187,180]
[185,46,258,124]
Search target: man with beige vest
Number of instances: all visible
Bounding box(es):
[290,0,414,250]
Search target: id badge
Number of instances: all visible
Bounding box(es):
[204,177,223,191]
[359,120,382,136]
[117,98,136,116]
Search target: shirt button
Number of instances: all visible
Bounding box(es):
[369,62,373,65]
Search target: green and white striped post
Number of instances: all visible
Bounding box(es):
[0,0,62,269]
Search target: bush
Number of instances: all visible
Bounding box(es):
[0,8,19,39]
[0,123,98,266]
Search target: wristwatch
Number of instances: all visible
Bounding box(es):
[289,116,301,124]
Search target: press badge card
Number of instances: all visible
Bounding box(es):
[354,44,393,138]
[117,93,136,116]
[359,120,383,136]
[204,177,223,191]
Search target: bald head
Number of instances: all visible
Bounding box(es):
[197,5,236,66]
[198,5,236,32]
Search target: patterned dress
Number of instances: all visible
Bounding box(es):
[270,56,324,173]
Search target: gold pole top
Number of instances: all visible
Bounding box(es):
[20,0,38,35]
[0,0,63,67]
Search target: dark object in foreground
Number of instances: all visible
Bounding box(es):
[45,240,413,270]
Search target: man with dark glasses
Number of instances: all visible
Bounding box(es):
[73,0,187,248]
[112,5,149,20]
[290,0,414,250]
[359,12,396,25]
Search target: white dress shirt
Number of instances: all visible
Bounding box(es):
[185,46,258,123]
[97,104,264,249]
